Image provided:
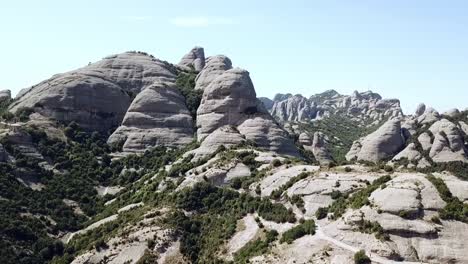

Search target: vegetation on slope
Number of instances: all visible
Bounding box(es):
[426,175,468,223]
[297,113,386,163]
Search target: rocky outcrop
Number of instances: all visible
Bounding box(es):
[392,143,422,162]
[196,68,258,139]
[417,107,440,124]
[178,47,205,71]
[270,95,317,122]
[414,103,426,116]
[0,143,8,162]
[10,52,178,131]
[267,90,402,125]
[428,119,467,162]
[194,55,232,90]
[107,81,194,153]
[442,108,460,118]
[258,97,274,110]
[196,68,299,157]
[300,132,333,165]
[0,89,11,102]
[346,119,405,162]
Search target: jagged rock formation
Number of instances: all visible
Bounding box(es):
[9,52,178,131]
[310,132,333,165]
[194,55,232,90]
[178,46,205,71]
[107,81,194,153]
[346,119,405,162]
[268,90,402,124]
[270,94,317,122]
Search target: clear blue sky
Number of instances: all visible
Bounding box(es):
[1,0,467,114]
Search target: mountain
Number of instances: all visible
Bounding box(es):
[0,48,467,264]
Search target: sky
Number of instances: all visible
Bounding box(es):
[1,0,467,114]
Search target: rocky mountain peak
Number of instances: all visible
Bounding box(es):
[178,46,205,71]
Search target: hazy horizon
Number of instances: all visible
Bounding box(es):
[2,0,467,114]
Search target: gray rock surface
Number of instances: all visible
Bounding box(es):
[178,46,205,71]
[417,132,433,151]
[428,119,467,162]
[10,52,178,131]
[268,90,402,124]
[270,95,317,122]
[346,119,405,162]
[196,68,300,157]
[414,103,426,116]
[108,81,194,152]
[0,143,8,162]
[311,132,333,165]
[0,89,11,102]
[194,55,232,90]
[258,97,274,110]
[442,108,460,118]
[392,143,422,162]
[417,107,440,124]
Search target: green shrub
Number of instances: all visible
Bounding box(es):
[354,250,371,264]
[280,220,316,244]
[315,207,328,220]
[272,159,282,167]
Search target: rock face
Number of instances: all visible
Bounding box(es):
[107,81,194,152]
[258,97,274,110]
[178,47,205,71]
[346,119,405,162]
[268,90,402,124]
[311,132,333,165]
[428,119,467,162]
[194,55,232,90]
[196,68,299,157]
[299,132,333,165]
[10,52,178,131]
[270,95,317,122]
[0,89,11,102]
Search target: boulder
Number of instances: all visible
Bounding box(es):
[258,97,274,110]
[178,46,205,71]
[0,89,11,102]
[392,143,422,162]
[298,132,313,149]
[428,119,467,163]
[189,126,244,160]
[194,55,232,90]
[414,103,426,116]
[0,143,8,162]
[442,108,460,118]
[346,119,405,162]
[108,81,194,153]
[196,68,258,139]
